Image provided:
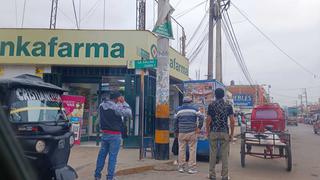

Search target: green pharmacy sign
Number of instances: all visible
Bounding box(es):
[152,21,174,39]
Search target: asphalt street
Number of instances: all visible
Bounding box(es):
[118,124,320,180]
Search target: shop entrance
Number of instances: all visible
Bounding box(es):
[45,66,157,145]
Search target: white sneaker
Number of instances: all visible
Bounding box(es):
[178,167,184,173]
[187,169,198,174]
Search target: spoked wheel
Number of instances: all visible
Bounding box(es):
[240,140,246,167]
[285,146,292,172]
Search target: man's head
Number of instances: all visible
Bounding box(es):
[215,88,225,99]
[183,97,193,104]
[109,91,122,103]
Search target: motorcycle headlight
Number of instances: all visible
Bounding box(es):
[69,135,75,146]
[35,140,46,153]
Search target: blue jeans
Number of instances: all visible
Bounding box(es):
[94,133,121,180]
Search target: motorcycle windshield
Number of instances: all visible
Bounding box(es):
[9,88,67,123]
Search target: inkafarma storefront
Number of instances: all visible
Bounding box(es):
[0,28,189,143]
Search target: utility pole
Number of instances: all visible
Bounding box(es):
[49,0,59,29]
[215,0,222,82]
[304,88,308,116]
[136,0,146,30]
[207,0,214,80]
[154,0,173,160]
[180,28,186,56]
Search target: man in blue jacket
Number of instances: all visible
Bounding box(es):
[94,91,132,180]
[174,97,204,174]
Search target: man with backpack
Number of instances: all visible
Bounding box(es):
[206,88,235,180]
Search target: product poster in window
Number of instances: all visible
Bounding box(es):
[61,95,86,145]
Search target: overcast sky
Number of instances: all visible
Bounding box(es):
[0,0,319,106]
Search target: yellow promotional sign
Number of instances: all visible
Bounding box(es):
[0,29,189,80]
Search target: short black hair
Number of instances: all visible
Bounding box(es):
[215,88,225,99]
[110,91,121,100]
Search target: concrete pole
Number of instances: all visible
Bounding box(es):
[207,0,214,80]
[215,0,222,82]
[154,0,170,160]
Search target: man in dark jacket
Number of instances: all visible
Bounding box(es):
[174,97,204,174]
[94,91,132,180]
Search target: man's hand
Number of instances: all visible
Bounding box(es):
[119,96,125,103]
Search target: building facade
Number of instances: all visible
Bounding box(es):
[227,85,268,113]
[0,29,189,144]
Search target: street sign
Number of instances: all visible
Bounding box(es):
[153,21,174,39]
[152,0,174,39]
[134,59,158,69]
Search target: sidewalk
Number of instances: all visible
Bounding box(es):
[69,143,173,180]
[69,126,241,179]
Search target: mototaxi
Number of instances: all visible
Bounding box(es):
[0,74,77,180]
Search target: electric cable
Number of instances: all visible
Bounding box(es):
[174,0,207,19]
[186,9,208,48]
[71,0,80,29]
[80,0,101,22]
[57,7,77,25]
[231,2,318,78]
[21,0,27,28]
[222,14,254,85]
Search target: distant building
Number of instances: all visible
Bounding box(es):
[227,84,268,113]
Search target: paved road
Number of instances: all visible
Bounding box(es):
[118,124,320,180]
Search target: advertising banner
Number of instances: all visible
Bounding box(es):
[233,94,253,107]
[184,81,216,138]
[61,95,86,145]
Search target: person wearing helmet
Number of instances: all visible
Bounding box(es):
[174,97,204,174]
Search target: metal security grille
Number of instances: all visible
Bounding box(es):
[123,74,156,148]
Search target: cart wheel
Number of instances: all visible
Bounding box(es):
[285,147,292,172]
[240,140,246,167]
[315,129,318,134]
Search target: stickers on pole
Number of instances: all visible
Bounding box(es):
[152,0,175,39]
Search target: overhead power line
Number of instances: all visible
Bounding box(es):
[174,0,207,19]
[222,11,254,85]
[71,0,80,29]
[21,0,27,28]
[186,9,208,48]
[231,2,318,78]
[80,0,101,22]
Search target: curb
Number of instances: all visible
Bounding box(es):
[116,160,174,176]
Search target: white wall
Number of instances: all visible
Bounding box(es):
[0,65,51,78]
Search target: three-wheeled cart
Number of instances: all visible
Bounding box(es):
[240,103,292,171]
[240,130,292,171]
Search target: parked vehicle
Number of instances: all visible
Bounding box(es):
[286,107,298,126]
[0,74,77,180]
[287,117,298,126]
[313,114,320,134]
[241,103,292,171]
[251,104,286,132]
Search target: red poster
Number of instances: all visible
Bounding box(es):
[62,95,86,145]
